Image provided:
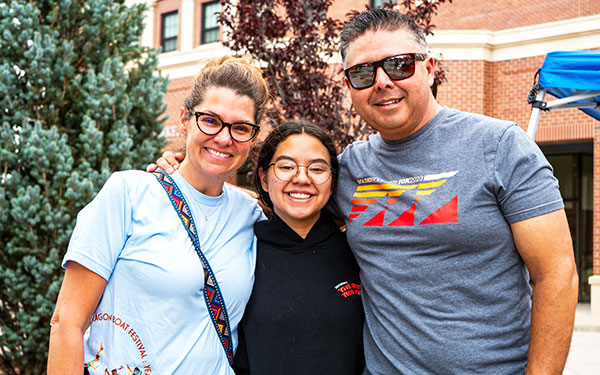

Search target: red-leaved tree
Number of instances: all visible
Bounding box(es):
[220,0,452,150]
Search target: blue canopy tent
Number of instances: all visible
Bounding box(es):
[527,50,600,139]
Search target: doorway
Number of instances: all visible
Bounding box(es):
[543,143,593,302]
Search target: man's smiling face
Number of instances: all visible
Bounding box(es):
[345,28,438,141]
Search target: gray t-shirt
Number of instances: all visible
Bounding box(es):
[334,107,564,374]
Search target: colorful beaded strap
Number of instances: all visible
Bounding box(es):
[151,169,233,366]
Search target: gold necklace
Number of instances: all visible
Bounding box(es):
[198,203,222,221]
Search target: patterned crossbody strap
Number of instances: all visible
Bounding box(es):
[150,169,234,366]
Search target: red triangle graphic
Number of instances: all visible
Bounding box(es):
[388,203,416,226]
[419,195,458,225]
[364,207,387,226]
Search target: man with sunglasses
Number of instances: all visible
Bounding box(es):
[334,8,578,375]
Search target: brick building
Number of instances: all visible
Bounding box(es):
[131,0,600,310]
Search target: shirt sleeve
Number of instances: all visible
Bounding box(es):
[62,172,133,280]
[493,124,564,224]
[326,151,348,220]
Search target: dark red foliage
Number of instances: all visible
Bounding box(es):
[220,0,452,150]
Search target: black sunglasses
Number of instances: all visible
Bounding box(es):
[344,53,427,90]
[193,111,260,143]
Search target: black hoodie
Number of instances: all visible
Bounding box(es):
[234,212,365,375]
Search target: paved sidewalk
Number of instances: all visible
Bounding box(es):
[564,303,600,375]
[572,303,600,331]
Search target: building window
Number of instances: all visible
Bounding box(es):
[202,1,220,44]
[161,11,178,53]
[370,0,397,8]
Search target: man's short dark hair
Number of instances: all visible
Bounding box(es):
[340,8,429,67]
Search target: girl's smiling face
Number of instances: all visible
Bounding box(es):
[260,133,334,235]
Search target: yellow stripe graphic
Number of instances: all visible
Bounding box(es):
[353,191,389,198]
[354,173,456,200]
[357,183,418,191]
[418,180,447,189]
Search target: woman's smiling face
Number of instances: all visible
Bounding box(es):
[260,133,334,233]
[179,86,257,195]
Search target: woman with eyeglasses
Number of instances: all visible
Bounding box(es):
[48,56,269,375]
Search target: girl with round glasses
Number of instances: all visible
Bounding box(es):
[233,120,364,375]
[48,56,269,374]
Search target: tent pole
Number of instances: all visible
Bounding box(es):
[527,88,547,139]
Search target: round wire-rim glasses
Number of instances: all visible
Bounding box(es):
[268,159,333,184]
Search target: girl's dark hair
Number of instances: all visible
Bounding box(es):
[253,120,339,209]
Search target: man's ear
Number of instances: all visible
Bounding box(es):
[179,108,189,136]
[259,168,269,192]
[425,56,436,87]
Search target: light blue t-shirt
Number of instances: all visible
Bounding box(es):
[63,170,264,375]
